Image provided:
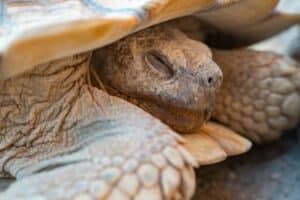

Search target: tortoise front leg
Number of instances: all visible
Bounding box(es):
[213,49,300,142]
[1,111,196,200]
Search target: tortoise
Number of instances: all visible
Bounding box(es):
[0,0,299,199]
[0,1,255,199]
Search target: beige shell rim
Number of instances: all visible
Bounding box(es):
[0,0,241,80]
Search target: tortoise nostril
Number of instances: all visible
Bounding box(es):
[207,76,214,85]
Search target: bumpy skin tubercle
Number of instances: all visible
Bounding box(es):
[0,53,197,200]
[213,49,300,142]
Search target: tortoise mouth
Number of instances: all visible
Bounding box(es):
[139,99,214,133]
[100,84,216,132]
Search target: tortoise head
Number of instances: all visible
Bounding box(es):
[94,25,223,133]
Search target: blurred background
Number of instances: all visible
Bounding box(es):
[194,128,300,200]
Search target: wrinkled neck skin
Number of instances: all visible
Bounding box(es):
[0,53,154,178]
[0,53,89,177]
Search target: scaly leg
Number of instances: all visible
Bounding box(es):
[213,49,300,142]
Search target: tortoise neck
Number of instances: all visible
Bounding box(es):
[0,53,91,174]
[0,53,90,101]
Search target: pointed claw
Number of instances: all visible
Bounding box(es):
[183,132,227,165]
[200,122,252,156]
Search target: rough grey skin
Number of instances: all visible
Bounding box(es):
[93,25,300,142]
[93,25,223,133]
[213,49,300,142]
[0,53,197,200]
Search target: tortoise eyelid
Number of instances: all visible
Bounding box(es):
[144,50,174,78]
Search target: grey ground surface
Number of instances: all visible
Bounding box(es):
[1,128,299,200]
[193,127,300,200]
